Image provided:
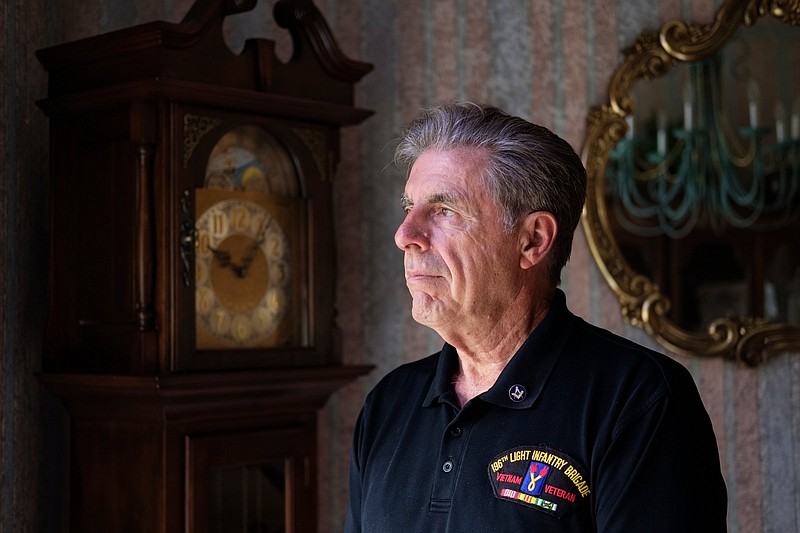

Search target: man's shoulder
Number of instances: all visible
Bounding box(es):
[547,291,692,390]
[551,315,707,441]
[562,314,696,395]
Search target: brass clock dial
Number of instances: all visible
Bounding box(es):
[195,195,291,348]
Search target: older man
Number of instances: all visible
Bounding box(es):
[345,102,727,532]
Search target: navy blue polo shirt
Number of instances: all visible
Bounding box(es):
[345,290,727,532]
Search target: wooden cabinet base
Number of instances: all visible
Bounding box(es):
[40,366,370,533]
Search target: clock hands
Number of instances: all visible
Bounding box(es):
[235,217,271,277]
[208,244,255,279]
[208,246,234,269]
[209,217,272,279]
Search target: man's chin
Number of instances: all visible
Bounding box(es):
[410,300,447,329]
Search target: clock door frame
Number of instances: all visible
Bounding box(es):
[170,105,335,372]
[185,423,316,533]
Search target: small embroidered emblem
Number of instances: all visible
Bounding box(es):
[522,462,550,495]
[508,384,527,402]
[488,445,590,518]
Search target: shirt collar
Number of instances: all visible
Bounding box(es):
[422,289,572,409]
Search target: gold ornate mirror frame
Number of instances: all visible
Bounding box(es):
[581,0,800,366]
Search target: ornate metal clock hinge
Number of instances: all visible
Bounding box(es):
[179,189,196,287]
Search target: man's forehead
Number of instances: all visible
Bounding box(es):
[403,149,488,201]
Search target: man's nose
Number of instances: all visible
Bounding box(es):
[394,210,430,251]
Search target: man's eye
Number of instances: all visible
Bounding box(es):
[437,206,455,217]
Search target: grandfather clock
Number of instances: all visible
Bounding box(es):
[36,1,372,531]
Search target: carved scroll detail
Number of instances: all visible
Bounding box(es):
[183,114,222,167]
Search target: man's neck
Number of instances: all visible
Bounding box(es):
[447,288,554,407]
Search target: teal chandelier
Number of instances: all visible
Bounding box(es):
[607,58,800,239]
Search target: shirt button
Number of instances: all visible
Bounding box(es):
[442,460,454,473]
[449,426,463,437]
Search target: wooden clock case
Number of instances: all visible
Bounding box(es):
[36,1,372,531]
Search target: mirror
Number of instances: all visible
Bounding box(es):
[581,0,800,365]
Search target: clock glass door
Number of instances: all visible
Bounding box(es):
[187,425,316,533]
[193,124,308,355]
[207,460,286,533]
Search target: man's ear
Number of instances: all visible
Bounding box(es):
[519,211,557,270]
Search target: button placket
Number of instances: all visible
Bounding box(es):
[430,415,471,509]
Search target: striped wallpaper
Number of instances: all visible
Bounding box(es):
[1,1,798,532]
[324,2,798,530]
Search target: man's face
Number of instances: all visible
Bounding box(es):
[394,148,525,334]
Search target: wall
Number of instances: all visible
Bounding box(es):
[1,0,798,532]
[1,0,52,530]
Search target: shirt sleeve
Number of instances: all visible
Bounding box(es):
[593,364,728,532]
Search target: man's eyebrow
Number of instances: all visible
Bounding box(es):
[400,191,459,209]
[426,192,458,205]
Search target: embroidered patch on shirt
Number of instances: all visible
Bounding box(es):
[488,445,590,518]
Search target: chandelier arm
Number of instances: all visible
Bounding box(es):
[611,199,666,237]
[716,166,765,228]
[711,132,763,207]
[708,58,757,167]
[658,194,701,238]
[616,144,666,219]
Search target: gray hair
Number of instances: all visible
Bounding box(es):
[394,101,587,284]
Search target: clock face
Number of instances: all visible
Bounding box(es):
[195,198,291,347]
[190,123,308,355]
